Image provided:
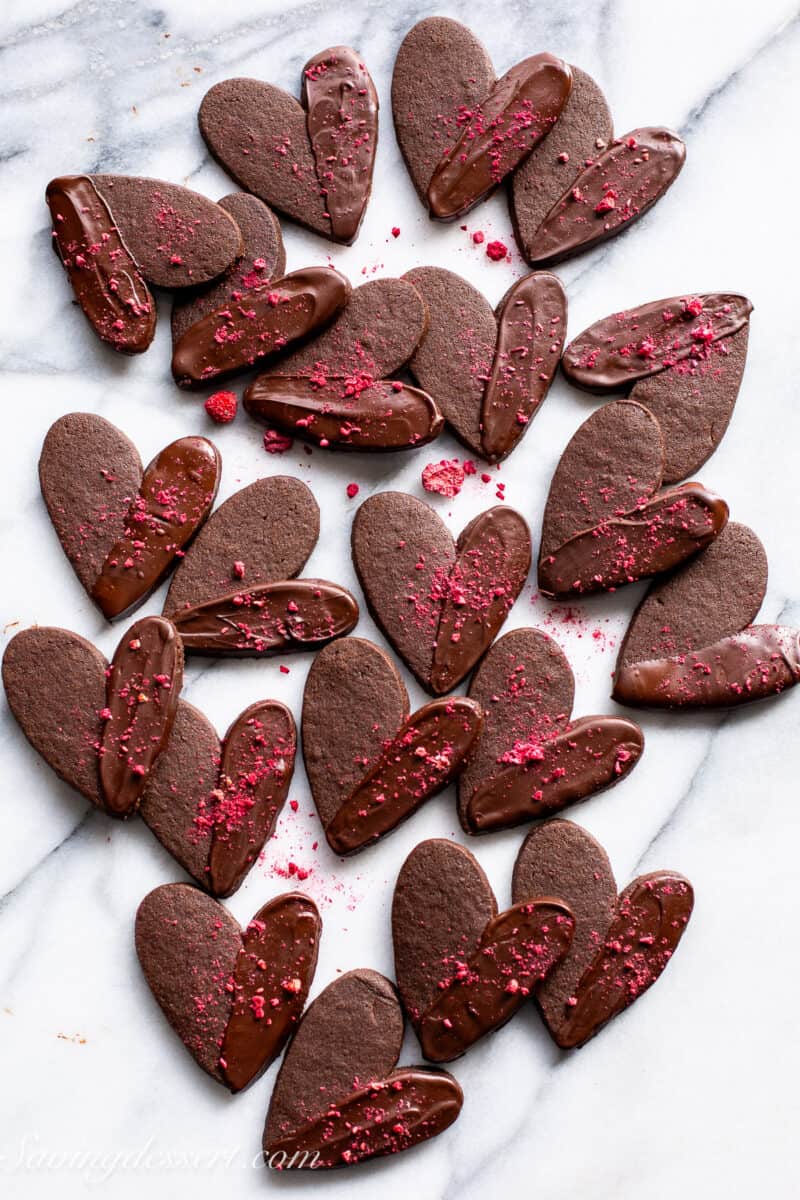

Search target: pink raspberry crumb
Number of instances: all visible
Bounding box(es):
[486,240,508,261]
[421,459,465,498]
[263,429,293,454]
[346,482,360,499]
[204,391,238,423]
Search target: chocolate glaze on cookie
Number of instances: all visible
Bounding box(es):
[46,176,156,354]
[523,128,685,266]
[171,266,350,388]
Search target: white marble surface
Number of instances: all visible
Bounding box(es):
[2,0,799,1195]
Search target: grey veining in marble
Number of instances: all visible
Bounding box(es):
[1,1,799,1197]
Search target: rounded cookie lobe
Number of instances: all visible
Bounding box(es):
[427,54,573,220]
[90,174,243,288]
[208,701,296,897]
[91,436,221,620]
[512,819,618,1038]
[2,626,106,806]
[139,701,222,889]
[135,883,240,1082]
[458,627,575,826]
[164,476,320,617]
[351,491,456,690]
[243,378,443,452]
[46,176,156,354]
[99,616,183,817]
[562,293,753,393]
[171,267,351,388]
[511,66,613,262]
[219,892,321,1092]
[39,412,144,600]
[199,78,330,238]
[539,400,664,563]
[392,17,495,203]
[524,127,686,266]
[404,266,497,456]
[265,969,404,1145]
[171,192,286,346]
[302,637,410,829]
[260,277,427,382]
[630,322,750,483]
[615,520,768,671]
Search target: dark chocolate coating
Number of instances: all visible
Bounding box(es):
[171,267,351,388]
[523,128,686,266]
[46,176,156,354]
[427,54,572,219]
[243,377,443,451]
[99,616,183,817]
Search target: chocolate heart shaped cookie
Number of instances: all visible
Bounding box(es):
[40,413,221,621]
[458,629,644,834]
[352,492,531,694]
[171,266,350,389]
[171,193,286,347]
[404,267,567,460]
[46,175,243,353]
[199,47,378,244]
[613,521,800,708]
[562,293,753,482]
[512,819,694,1048]
[263,969,462,1169]
[511,66,613,261]
[3,625,296,895]
[243,277,440,452]
[392,18,571,219]
[538,400,729,598]
[302,638,483,855]
[515,127,685,267]
[162,475,358,655]
[136,883,320,1092]
[392,838,574,1061]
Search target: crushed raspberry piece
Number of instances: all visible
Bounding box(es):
[204,391,237,423]
[684,296,704,317]
[422,459,465,498]
[346,482,360,499]
[391,226,401,238]
[463,459,477,476]
[263,429,293,454]
[472,230,485,244]
[486,240,508,262]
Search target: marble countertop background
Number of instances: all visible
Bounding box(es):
[1,0,799,1196]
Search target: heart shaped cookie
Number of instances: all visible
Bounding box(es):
[515,127,685,267]
[562,293,753,482]
[171,193,286,346]
[538,400,729,598]
[512,819,694,1048]
[171,266,350,389]
[2,624,296,896]
[263,968,462,1169]
[40,413,221,621]
[46,175,243,353]
[511,65,613,261]
[199,47,378,244]
[404,267,566,460]
[136,883,320,1092]
[458,629,644,834]
[302,638,483,855]
[243,277,440,451]
[352,492,531,694]
[392,838,574,1061]
[392,18,571,219]
[613,521,800,708]
[162,475,358,655]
